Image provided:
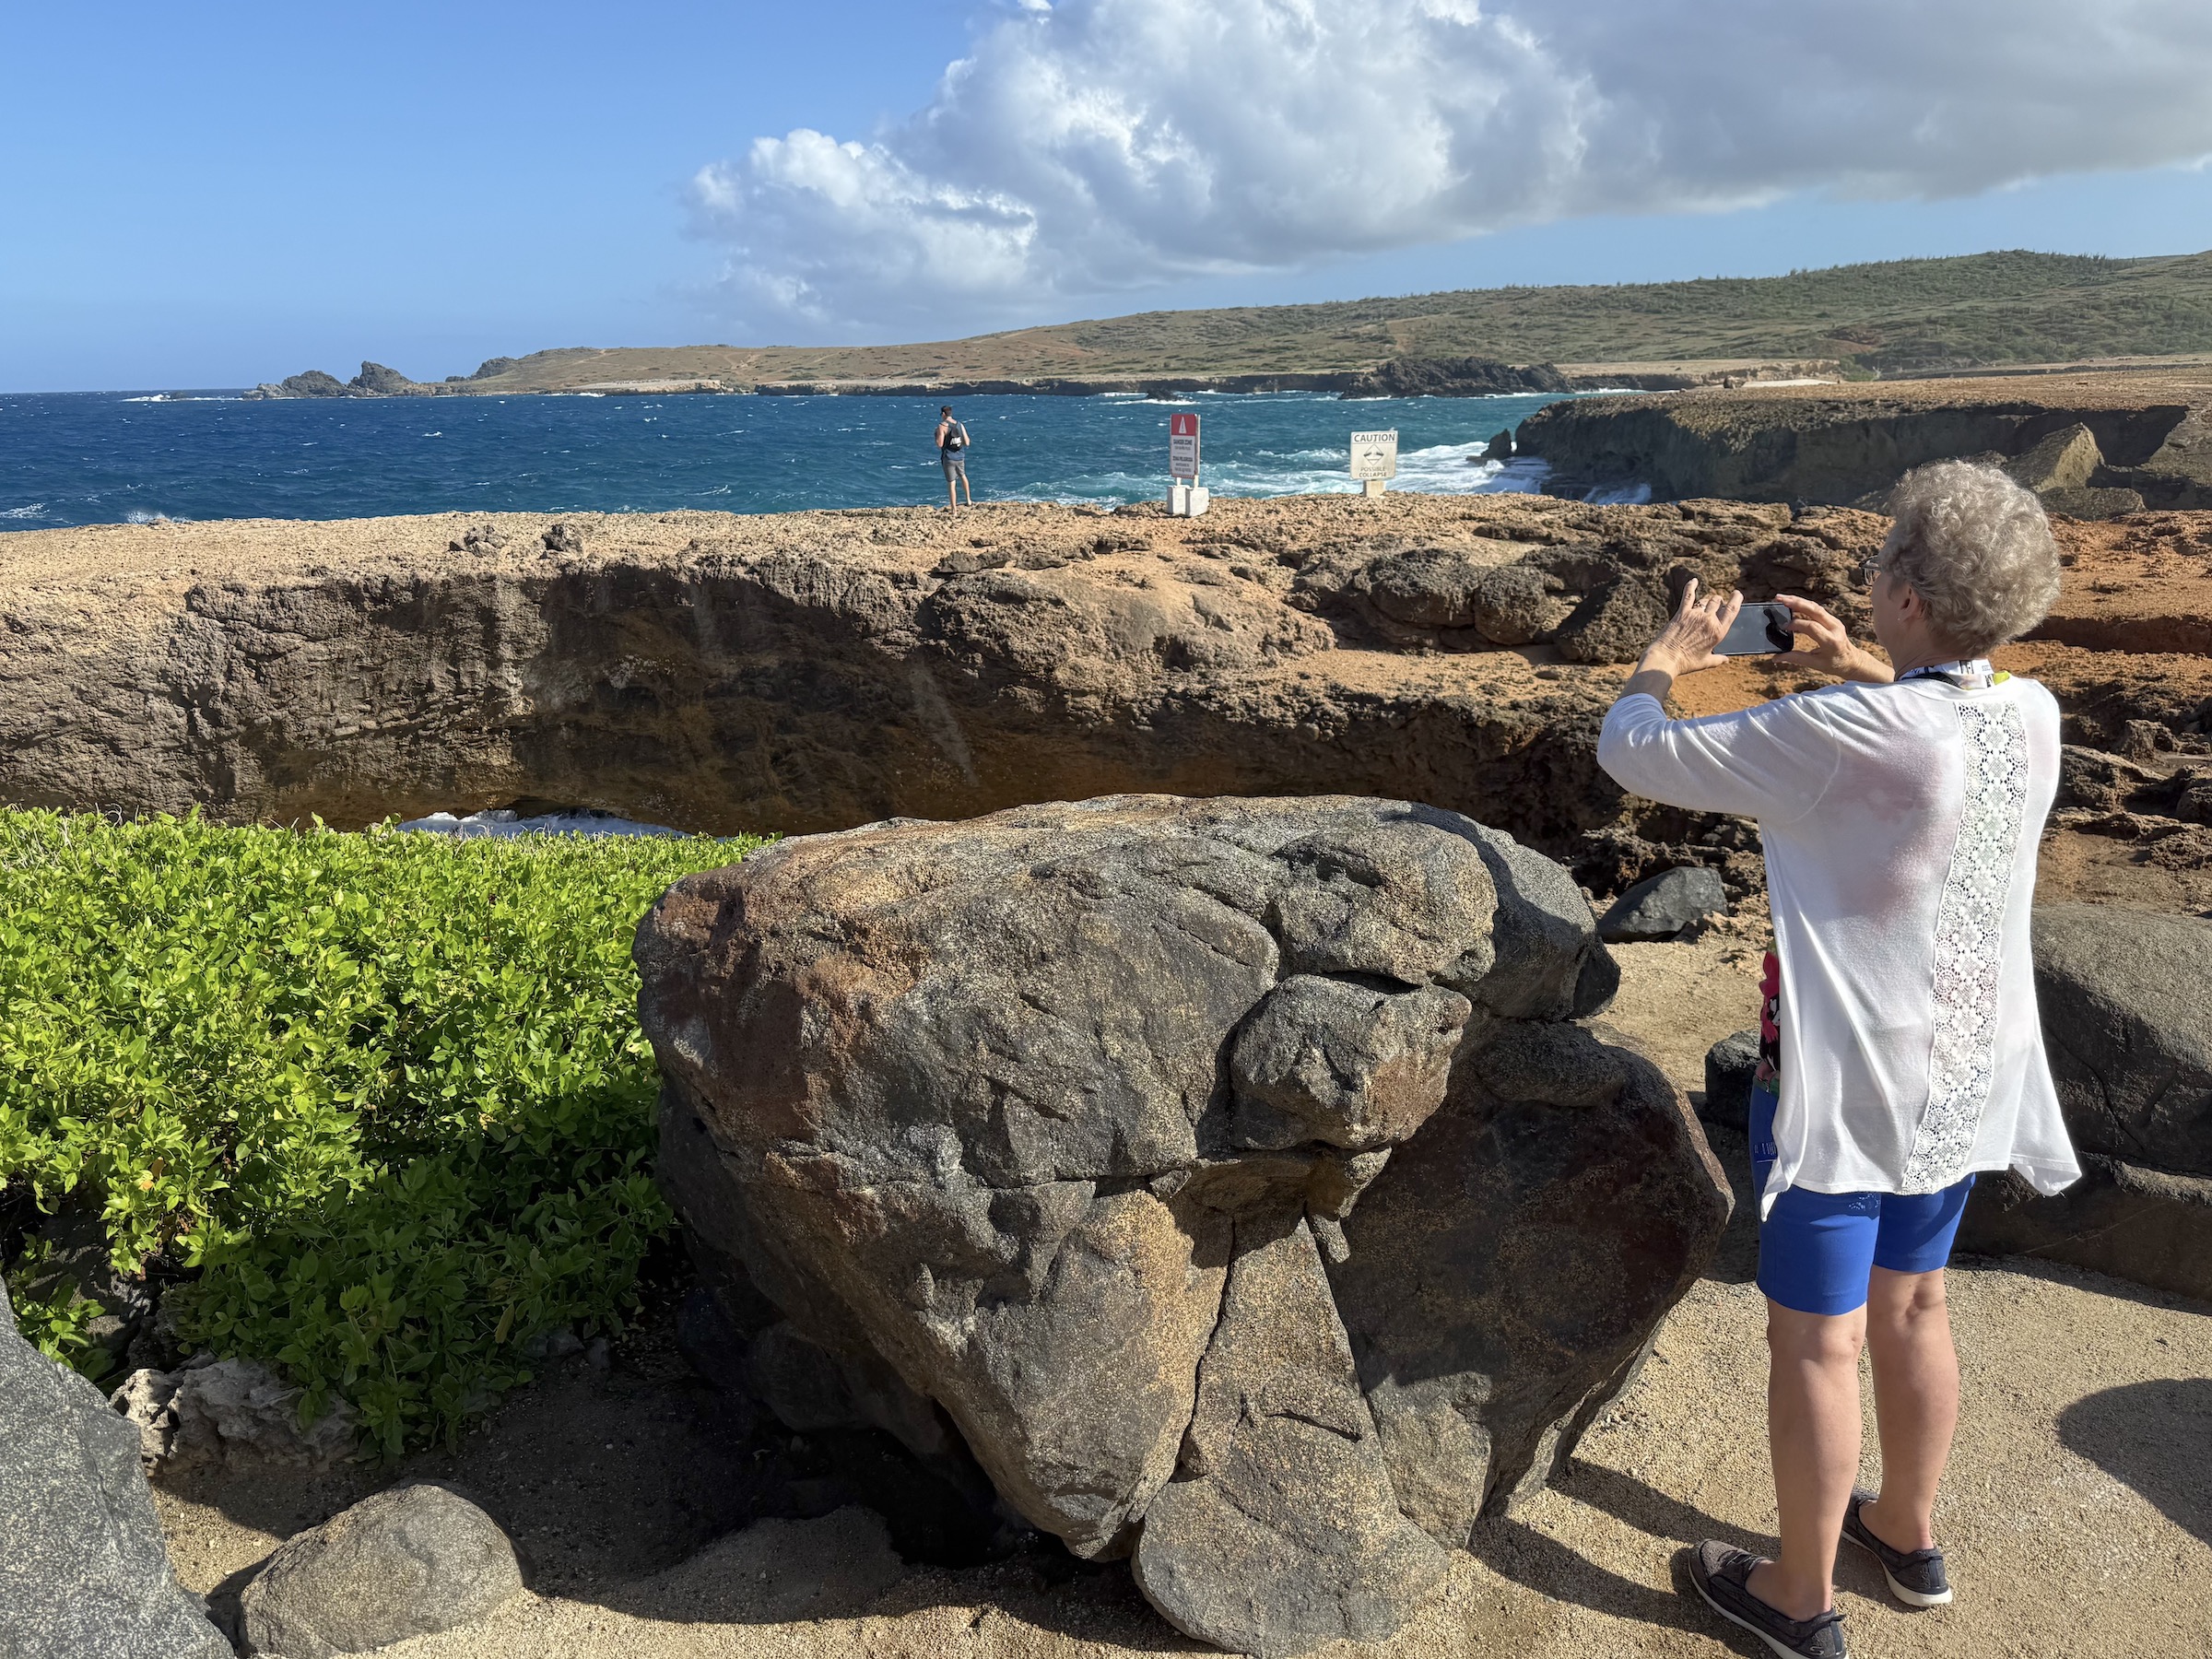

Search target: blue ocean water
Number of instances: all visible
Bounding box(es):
[0,386,1628,528]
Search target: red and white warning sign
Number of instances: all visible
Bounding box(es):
[1169,412,1201,480]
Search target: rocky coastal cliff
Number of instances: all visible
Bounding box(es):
[5,492,2206,909]
[1517,372,2212,516]
[0,496,1890,886]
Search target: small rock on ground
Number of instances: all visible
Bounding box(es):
[1701,1029,1760,1132]
[239,1481,523,1659]
[1598,865,1730,942]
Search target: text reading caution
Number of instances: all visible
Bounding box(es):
[1349,429,1399,481]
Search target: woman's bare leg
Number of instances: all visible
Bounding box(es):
[1860,1265,1957,1551]
[1747,1300,1865,1620]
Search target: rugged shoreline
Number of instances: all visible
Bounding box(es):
[0,495,1876,867]
[240,358,1841,402]
[3,492,2206,912]
[1518,371,2212,512]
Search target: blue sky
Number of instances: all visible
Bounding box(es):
[5,1,2210,392]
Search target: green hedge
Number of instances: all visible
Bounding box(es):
[0,811,759,1453]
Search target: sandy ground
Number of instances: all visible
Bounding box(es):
[154,935,2212,1659]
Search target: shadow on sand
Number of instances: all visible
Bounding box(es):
[2057,1376,2212,1547]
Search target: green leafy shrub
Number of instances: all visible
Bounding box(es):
[0,811,759,1452]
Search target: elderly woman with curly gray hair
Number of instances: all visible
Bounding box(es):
[1597,461,2082,1659]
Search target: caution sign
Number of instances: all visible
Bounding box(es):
[1170,412,1201,480]
[1349,429,1398,481]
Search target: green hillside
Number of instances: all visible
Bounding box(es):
[362,250,2212,392]
[1040,250,2212,376]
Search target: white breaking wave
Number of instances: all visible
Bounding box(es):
[0,503,45,520]
[1583,479,1654,505]
[1188,441,1552,500]
[1396,444,1550,495]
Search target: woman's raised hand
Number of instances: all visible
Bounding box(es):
[1774,594,1892,683]
[1639,577,1742,677]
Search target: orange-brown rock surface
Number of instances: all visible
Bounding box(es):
[1,494,2206,907]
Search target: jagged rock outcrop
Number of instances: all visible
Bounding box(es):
[2006,423,2103,494]
[245,361,443,399]
[0,498,1889,866]
[1518,375,2212,516]
[1342,356,1571,398]
[347,360,421,395]
[1958,903,2212,1300]
[5,495,2199,912]
[634,795,1731,1657]
[265,370,348,398]
[2005,423,2148,519]
[1288,498,1870,660]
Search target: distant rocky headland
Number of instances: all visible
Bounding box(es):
[244,354,1819,402]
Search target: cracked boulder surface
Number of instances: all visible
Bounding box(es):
[1959,903,2212,1302]
[634,794,1732,1657]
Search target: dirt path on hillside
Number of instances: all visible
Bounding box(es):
[155,936,2212,1659]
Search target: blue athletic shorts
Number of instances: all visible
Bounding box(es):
[1749,1087,1974,1316]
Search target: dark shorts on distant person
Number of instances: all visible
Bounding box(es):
[1750,1085,1974,1316]
[941,451,967,478]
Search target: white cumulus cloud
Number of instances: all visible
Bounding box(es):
[691,0,2212,334]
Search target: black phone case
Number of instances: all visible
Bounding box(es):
[1716,602,1795,656]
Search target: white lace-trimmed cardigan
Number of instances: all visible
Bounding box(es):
[1597,676,2082,1217]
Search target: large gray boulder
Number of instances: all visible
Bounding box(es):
[635,794,1731,1657]
[1959,1155,2212,1303]
[1958,904,2212,1300]
[2030,904,2212,1174]
[0,1283,231,1659]
[238,1482,524,1658]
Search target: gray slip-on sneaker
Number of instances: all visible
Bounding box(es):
[1841,1488,1952,1607]
[1686,1540,1847,1658]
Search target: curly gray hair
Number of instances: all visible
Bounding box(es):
[1879,461,2063,655]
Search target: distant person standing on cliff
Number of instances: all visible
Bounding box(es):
[935,405,972,512]
[1596,461,2077,1659]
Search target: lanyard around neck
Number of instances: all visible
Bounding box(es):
[1898,658,1997,689]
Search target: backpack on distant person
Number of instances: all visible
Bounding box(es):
[946,423,967,452]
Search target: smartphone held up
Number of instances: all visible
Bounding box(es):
[1716,601,1796,656]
